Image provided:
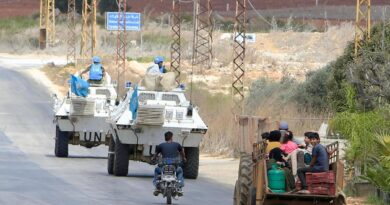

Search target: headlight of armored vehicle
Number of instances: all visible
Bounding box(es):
[165,110,173,120]
[176,111,184,120]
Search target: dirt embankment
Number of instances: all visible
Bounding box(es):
[192,23,354,93]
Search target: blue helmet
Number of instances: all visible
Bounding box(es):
[279,121,288,130]
[92,56,101,63]
[154,56,164,64]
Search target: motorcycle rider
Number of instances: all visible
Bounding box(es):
[80,56,105,84]
[152,131,186,196]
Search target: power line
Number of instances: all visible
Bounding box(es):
[247,0,272,26]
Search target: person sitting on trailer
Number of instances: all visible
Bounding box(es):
[297,133,329,194]
[279,121,302,145]
[280,131,305,176]
[301,132,314,153]
[280,131,298,155]
[301,131,314,165]
[80,56,106,84]
[261,132,270,140]
[266,130,281,154]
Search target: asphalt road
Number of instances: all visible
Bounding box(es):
[0,63,233,205]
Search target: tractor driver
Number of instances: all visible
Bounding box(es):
[152,131,186,196]
[80,56,106,84]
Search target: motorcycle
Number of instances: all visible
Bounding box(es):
[154,158,183,204]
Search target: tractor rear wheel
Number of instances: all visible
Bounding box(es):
[236,154,253,205]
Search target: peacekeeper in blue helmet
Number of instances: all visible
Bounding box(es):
[80,56,106,84]
[154,56,168,73]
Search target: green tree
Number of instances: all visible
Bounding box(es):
[327,23,390,112]
[55,0,83,14]
[99,0,119,15]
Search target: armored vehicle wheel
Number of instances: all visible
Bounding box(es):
[113,137,129,176]
[54,125,69,157]
[236,154,253,205]
[107,136,115,175]
[183,147,199,179]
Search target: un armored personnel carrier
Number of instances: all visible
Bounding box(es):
[53,73,117,157]
[108,83,208,179]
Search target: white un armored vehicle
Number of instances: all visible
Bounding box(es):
[108,74,207,179]
[53,73,117,157]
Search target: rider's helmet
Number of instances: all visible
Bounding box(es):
[92,56,101,64]
[154,56,164,64]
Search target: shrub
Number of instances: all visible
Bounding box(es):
[294,66,332,112]
[0,16,37,35]
[246,76,298,111]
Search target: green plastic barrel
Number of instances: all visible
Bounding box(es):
[268,164,286,193]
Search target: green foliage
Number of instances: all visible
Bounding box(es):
[344,84,357,111]
[98,0,119,15]
[367,195,388,205]
[362,133,390,192]
[127,56,171,64]
[326,43,355,112]
[327,22,390,112]
[330,108,390,193]
[362,158,390,193]
[96,15,105,27]
[188,83,235,155]
[55,0,83,14]
[181,14,193,23]
[330,111,389,166]
[143,33,171,45]
[246,76,298,111]
[0,16,37,35]
[294,66,332,112]
[215,19,235,32]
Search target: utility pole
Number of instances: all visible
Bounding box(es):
[80,0,97,63]
[232,0,246,116]
[354,0,371,57]
[67,0,77,64]
[171,0,181,84]
[116,0,127,96]
[39,0,55,49]
[192,0,213,71]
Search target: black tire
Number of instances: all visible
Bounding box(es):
[249,186,256,205]
[236,154,253,205]
[234,180,240,205]
[183,147,199,179]
[107,136,115,175]
[335,194,346,205]
[54,126,69,157]
[166,188,172,204]
[113,137,129,176]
